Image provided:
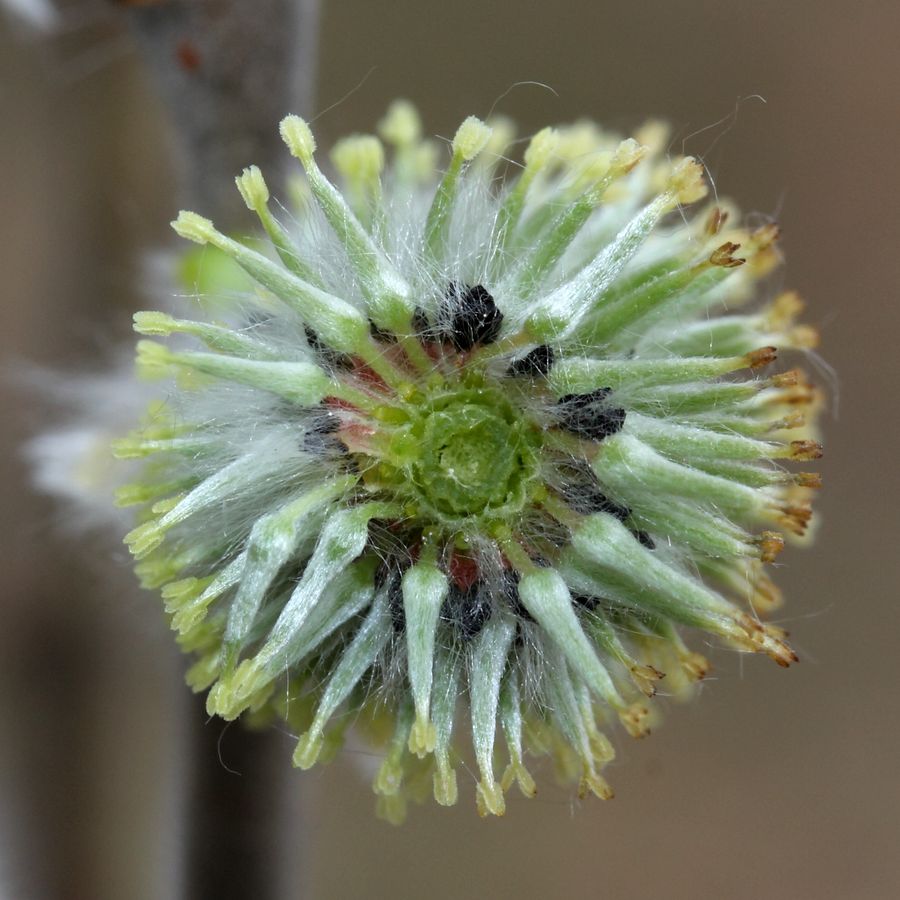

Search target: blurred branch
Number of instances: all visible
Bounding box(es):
[113,2,322,898]
[121,0,321,227]
[185,705,287,900]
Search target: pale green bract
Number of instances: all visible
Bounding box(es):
[117,101,823,821]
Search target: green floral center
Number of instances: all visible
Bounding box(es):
[380,385,541,529]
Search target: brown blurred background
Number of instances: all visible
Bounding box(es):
[2,1,899,898]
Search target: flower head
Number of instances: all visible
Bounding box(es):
[119,102,822,820]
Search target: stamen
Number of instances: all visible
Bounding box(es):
[133,311,281,360]
[330,134,386,230]
[549,353,758,395]
[171,211,372,355]
[293,586,392,769]
[280,116,414,335]
[504,139,647,298]
[469,614,516,816]
[235,165,320,284]
[516,568,626,711]
[494,126,559,249]
[499,667,537,798]
[431,649,462,806]
[402,559,447,757]
[424,116,492,263]
[220,479,355,671]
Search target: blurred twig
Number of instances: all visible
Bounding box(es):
[115,2,322,897]
[122,0,321,228]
